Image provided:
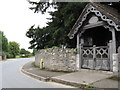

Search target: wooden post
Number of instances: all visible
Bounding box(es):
[111,27,116,53]
[79,44,82,70]
[109,27,116,72]
[93,45,96,69]
[118,53,120,78]
[76,33,80,70]
[109,40,113,71]
[77,33,80,52]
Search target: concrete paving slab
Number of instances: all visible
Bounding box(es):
[51,70,114,85]
[92,78,119,88]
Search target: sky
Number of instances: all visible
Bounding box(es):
[0,0,51,52]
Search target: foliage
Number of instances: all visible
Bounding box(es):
[86,85,94,88]
[6,52,14,58]
[26,25,53,49]
[8,42,20,58]
[20,48,31,57]
[79,81,94,88]
[0,31,8,59]
[73,48,78,55]
[52,46,59,49]
[27,1,119,50]
[0,31,8,53]
[28,0,57,14]
[32,48,37,56]
[26,1,87,50]
[20,48,30,54]
[32,62,39,68]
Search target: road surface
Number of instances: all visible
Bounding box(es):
[0,58,73,89]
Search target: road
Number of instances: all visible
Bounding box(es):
[0,58,73,89]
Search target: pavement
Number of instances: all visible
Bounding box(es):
[21,61,120,89]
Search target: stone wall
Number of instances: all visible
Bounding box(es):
[112,46,120,72]
[35,48,77,72]
[118,46,120,53]
[118,46,120,74]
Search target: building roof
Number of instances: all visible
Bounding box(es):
[68,2,120,39]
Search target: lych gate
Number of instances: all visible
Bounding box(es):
[79,26,112,71]
[68,2,120,72]
[81,45,110,70]
[80,27,111,71]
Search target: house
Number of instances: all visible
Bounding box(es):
[0,55,2,61]
[0,52,3,61]
[68,2,120,72]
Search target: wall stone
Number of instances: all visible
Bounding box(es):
[117,46,120,74]
[118,46,120,53]
[112,50,120,72]
[112,53,118,72]
[35,48,77,72]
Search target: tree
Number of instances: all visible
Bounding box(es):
[20,48,31,57]
[27,1,119,50]
[0,31,8,59]
[26,1,87,49]
[32,48,37,56]
[26,25,52,49]
[8,42,20,58]
[0,31,8,52]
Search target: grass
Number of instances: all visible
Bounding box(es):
[78,81,94,88]
[15,56,35,59]
[32,62,39,68]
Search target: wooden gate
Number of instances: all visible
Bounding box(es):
[81,45,110,71]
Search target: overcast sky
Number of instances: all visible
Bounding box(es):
[0,0,51,52]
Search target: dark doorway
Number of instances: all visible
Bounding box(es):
[81,26,112,46]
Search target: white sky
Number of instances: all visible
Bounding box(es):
[0,0,51,52]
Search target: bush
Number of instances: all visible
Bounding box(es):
[52,46,59,49]
[6,53,14,58]
[73,48,78,55]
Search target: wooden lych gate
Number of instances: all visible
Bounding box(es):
[80,45,110,70]
[68,2,120,72]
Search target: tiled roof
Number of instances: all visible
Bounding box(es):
[91,2,120,24]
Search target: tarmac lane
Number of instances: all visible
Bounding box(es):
[1,58,74,88]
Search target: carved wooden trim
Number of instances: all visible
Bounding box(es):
[83,21,106,30]
[69,4,120,39]
[104,25,116,53]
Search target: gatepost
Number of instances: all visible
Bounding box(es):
[112,46,120,72]
[118,46,120,89]
[112,53,118,72]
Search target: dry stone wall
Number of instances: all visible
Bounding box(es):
[35,48,77,72]
[112,46,120,72]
